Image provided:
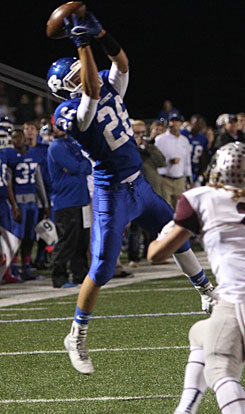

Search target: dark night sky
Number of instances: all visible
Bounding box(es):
[1,0,245,126]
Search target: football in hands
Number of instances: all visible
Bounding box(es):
[46,1,87,39]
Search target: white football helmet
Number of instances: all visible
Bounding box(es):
[35,219,58,245]
[209,141,245,190]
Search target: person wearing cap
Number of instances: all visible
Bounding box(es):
[155,113,192,209]
[214,114,245,151]
[156,99,181,123]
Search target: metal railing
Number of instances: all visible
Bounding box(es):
[0,62,61,114]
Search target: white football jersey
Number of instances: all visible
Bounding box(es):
[175,186,245,304]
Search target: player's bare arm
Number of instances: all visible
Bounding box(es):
[147,225,191,264]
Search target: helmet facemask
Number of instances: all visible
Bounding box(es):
[62,60,83,99]
[47,57,103,101]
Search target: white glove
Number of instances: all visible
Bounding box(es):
[195,281,217,314]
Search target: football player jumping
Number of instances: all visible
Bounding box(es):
[148,142,245,413]
[47,10,215,375]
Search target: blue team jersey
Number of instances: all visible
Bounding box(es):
[0,150,8,201]
[29,142,52,196]
[180,129,208,181]
[54,69,142,187]
[48,136,92,210]
[3,147,39,195]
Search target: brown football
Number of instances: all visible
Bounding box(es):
[46,1,87,39]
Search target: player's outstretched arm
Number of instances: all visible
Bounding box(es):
[96,30,129,74]
[81,10,128,73]
[147,225,191,264]
[64,13,101,99]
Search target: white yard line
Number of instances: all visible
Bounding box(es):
[0,395,181,404]
[0,345,189,356]
[0,311,204,323]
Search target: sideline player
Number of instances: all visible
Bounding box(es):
[3,129,49,280]
[148,142,245,413]
[47,10,215,374]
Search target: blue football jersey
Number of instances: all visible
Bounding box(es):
[0,150,8,200]
[3,147,39,195]
[180,129,208,181]
[54,69,142,187]
[29,142,52,196]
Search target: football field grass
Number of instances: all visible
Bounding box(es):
[0,270,232,413]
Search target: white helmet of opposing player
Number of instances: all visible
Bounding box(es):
[209,141,245,190]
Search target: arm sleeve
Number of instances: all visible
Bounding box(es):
[108,62,129,98]
[35,165,49,208]
[76,93,99,132]
[174,194,200,235]
[6,167,13,183]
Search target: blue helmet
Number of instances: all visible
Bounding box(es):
[47,57,82,101]
[0,116,14,132]
[0,125,12,149]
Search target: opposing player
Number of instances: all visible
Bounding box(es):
[148,142,245,413]
[47,10,215,375]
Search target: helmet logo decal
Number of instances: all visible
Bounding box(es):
[48,75,62,93]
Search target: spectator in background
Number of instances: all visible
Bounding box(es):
[180,114,208,185]
[214,114,245,151]
[33,95,47,124]
[201,126,216,174]
[237,112,245,141]
[15,94,35,124]
[0,83,15,121]
[155,113,192,209]
[47,125,92,288]
[156,99,181,123]
[127,119,166,267]
[149,120,166,144]
[133,120,166,198]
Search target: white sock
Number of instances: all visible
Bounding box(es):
[214,377,245,413]
[174,347,207,414]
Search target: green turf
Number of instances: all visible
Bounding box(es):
[0,272,222,413]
